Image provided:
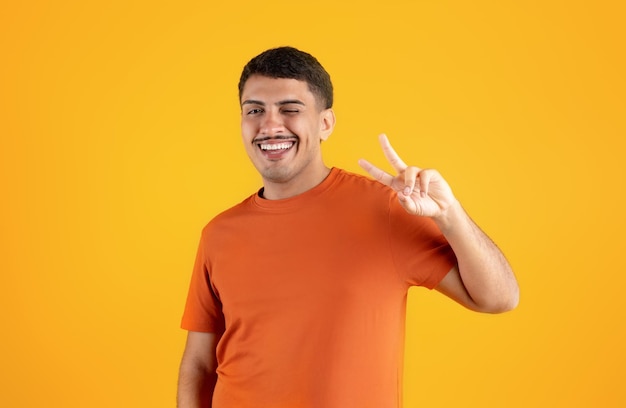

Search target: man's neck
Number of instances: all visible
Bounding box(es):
[261,166,332,200]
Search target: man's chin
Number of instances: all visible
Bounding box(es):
[260,167,293,184]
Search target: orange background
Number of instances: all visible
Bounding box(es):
[1,1,624,407]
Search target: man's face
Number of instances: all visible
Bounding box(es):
[240,75,334,189]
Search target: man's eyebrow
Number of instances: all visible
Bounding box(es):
[277,99,305,106]
[241,99,306,106]
[241,99,265,106]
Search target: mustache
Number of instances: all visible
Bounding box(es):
[253,135,298,143]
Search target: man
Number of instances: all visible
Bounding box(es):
[177,46,519,408]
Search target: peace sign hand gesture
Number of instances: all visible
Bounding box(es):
[358,134,457,219]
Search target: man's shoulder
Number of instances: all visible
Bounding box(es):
[200,193,256,232]
[334,168,392,195]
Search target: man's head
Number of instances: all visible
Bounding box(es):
[238,46,333,110]
[238,47,336,199]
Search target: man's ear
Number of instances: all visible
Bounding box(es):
[320,109,336,141]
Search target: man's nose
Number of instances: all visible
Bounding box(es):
[260,111,284,136]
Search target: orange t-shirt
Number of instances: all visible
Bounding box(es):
[181,168,457,408]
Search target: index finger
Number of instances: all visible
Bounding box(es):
[379,134,408,172]
[358,158,394,187]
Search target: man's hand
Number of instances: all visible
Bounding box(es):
[358,134,457,219]
[360,134,519,313]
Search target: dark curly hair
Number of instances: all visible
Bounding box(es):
[238,46,334,109]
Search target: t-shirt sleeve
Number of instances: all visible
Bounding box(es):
[388,196,458,289]
[180,233,225,333]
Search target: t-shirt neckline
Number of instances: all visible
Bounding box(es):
[251,167,341,210]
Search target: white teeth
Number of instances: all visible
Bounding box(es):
[260,142,293,151]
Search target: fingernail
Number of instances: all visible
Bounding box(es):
[404,187,411,196]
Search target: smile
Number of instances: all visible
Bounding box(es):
[259,142,294,151]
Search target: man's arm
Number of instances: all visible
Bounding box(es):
[177,331,220,408]
[433,201,518,313]
[359,134,519,313]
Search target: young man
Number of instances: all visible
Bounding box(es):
[177,46,519,408]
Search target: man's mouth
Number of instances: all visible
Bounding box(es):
[255,138,296,159]
[259,141,294,151]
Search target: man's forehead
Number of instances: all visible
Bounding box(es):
[241,75,314,102]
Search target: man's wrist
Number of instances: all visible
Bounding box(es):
[433,199,463,235]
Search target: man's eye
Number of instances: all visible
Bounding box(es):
[247,108,263,115]
[282,109,299,114]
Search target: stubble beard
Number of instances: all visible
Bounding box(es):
[258,146,318,186]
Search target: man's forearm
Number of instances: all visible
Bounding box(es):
[177,363,216,408]
[436,200,519,313]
